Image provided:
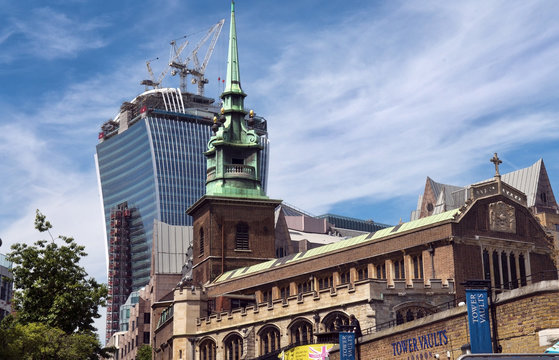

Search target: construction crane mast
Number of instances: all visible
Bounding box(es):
[170,19,225,95]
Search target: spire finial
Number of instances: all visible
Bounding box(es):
[490,153,502,177]
[222,0,244,99]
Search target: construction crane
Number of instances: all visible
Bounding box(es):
[170,19,225,95]
[140,38,189,90]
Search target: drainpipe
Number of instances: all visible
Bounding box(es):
[221,221,225,275]
[487,275,501,353]
[429,245,436,279]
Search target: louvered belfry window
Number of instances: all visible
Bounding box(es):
[235,222,249,250]
[199,228,204,255]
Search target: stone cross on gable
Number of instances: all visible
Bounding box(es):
[490,152,502,177]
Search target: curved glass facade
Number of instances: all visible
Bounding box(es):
[97,114,213,289]
[148,117,210,227]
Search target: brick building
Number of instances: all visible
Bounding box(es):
[146,3,558,360]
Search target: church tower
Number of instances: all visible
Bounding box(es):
[188,1,281,285]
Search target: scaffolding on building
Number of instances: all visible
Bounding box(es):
[106,203,132,343]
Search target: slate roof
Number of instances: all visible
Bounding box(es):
[501,159,545,208]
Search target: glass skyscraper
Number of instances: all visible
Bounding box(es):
[95,88,269,340]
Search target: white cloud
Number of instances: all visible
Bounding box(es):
[3,7,107,62]
[255,1,559,214]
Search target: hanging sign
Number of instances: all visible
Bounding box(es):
[466,289,493,353]
[339,332,356,360]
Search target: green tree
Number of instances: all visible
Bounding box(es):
[136,344,153,360]
[0,315,109,360]
[1,210,114,359]
[7,210,108,334]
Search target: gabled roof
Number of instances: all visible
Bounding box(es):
[501,159,554,208]
[213,208,459,284]
[415,159,557,219]
[428,177,466,215]
[427,177,464,207]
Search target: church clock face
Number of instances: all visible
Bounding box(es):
[489,201,516,233]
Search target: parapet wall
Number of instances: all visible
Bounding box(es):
[196,278,455,334]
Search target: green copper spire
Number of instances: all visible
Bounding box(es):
[203,1,267,199]
[223,0,245,98]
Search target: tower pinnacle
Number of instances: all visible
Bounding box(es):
[222,0,245,99]
[203,1,266,199]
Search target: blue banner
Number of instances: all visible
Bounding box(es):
[339,332,355,360]
[466,289,492,353]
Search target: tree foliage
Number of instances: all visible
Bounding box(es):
[7,210,108,334]
[136,344,153,360]
[0,316,103,360]
[1,210,113,359]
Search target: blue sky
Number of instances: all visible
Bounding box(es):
[1,0,559,340]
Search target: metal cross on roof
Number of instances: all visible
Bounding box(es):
[490,152,502,177]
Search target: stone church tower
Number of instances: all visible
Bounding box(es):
[188,2,281,285]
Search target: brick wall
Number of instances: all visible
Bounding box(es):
[207,223,454,296]
[329,280,559,360]
[191,197,279,283]
[453,243,484,298]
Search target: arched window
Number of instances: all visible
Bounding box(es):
[259,326,280,356]
[289,319,313,345]
[394,259,405,279]
[340,271,350,284]
[235,222,249,250]
[318,275,333,290]
[322,311,349,332]
[224,333,243,360]
[376,264,386,279]
[412,255,423,279]
[199,228,204,256]
[297,280,312,294]
[357,266,368,280]
[199,338,216,360]
[280,285,290,300]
